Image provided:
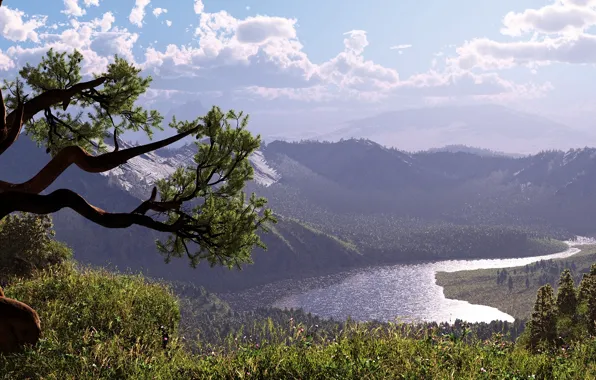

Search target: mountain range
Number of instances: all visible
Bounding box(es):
[4,129,596,293]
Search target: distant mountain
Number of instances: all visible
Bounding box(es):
[163,100,208,126]
[426,145,525,158]
[313,104,593,154]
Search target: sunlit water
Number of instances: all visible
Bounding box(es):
[273,239,591,324]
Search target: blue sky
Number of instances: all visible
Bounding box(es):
[2,0,596,142]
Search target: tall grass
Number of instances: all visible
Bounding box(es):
[2,263,596,379]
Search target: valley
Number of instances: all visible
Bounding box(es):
[4,131,596,323]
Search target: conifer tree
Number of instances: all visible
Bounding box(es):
[528,284,557,349]
[578,264,596,335]
[556,269,577,317]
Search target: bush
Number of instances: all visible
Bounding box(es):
[0,213,72,284]
[0,263,188,379]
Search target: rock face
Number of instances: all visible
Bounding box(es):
[0,288,41,354]
[100,138,281,200]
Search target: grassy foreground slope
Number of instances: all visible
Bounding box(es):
[3,262,596,379]
[436,245,596,320]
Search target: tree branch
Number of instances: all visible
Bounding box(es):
[0,125,200,195]
[0,189,195,233]
[0,77,108,155]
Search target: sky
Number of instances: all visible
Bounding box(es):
[1,0,596,145]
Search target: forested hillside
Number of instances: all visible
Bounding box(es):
[4,135,592,293]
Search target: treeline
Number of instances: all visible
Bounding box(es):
[173,279,528,354]
[521,265,596,351]
[496,259,580,291]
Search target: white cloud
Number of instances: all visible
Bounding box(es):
[194,0,205,14]
[390,44,412,50]
[0,0,549,109]
[501,4,596,36]
[62,0,85,17]
[4,14,138,76]
[153,8,167,18]
[451,33,596,70]
[0,50,14,71]
[92,11,115,33]
[0,6,46,42]
[236,16,297,43]
[90,27,139,62]
[450,0,596,70]
[129,0,151,28]
[83,0,100,6]
[139,7,544,103]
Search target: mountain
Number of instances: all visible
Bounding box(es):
[312,104,593,154]
[163,100,208,127]
[0,136,367,292]
[101,138,281,200]
[257,139,596,237]
[426,145,525,158]
[6,135,596,294]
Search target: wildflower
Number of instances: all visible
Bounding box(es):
[481,368,487,373]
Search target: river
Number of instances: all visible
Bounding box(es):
[271,240,589,324]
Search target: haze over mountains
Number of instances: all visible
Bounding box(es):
[140,101,594,155]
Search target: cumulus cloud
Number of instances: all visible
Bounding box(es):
[501,4,596,36]
[450,0,596,70]
[129,0,151,28]
[0,50,14,71]
[0,6,46,42]
[83,0,100,6]
[92,12,115,33]
[153,8,167,18]
[194,0,205,14]
[4,14,138,76]
[62,0,85,17]
[139,7,546,103]
[0,0,549,108]
[236,16,297,43]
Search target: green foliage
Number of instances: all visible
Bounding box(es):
[0,213,72,284]
[2,48,274,271]
[9,49,161,155]
[0,264,182,379]
[556,269,577,317]
[527,285,557,350]
[4,262,596,378]
[155,106,276,269]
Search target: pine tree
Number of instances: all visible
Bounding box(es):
[526,277,530,289]
[528,284,557,349]
[578,264,596,335]
[508,276,514,292]
[556,269,577,317]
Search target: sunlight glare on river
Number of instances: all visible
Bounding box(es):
[273,240,587,324]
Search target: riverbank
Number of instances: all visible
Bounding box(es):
[436,244,596,320]
[219,238,570,314]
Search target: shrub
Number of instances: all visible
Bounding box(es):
[0,264,186,379]
[0,213,72,285]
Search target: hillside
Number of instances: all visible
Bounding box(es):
[6,135,596,294]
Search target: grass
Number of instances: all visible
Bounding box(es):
[5,260,596,378]
[436,245,596,320]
